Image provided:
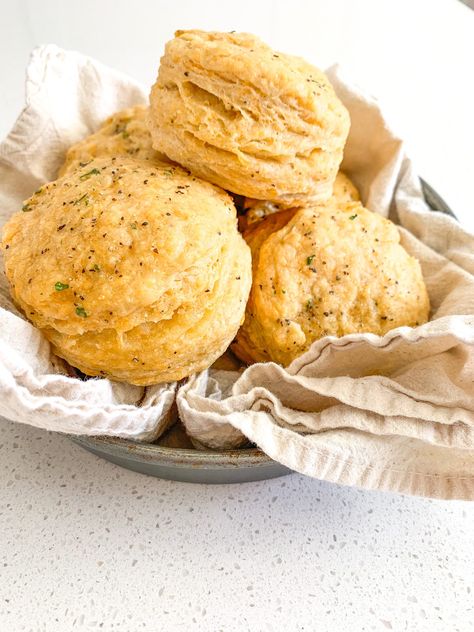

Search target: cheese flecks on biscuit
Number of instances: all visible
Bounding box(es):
[149,30,350,207]
[232,201,430,366]
[2,157,252,385]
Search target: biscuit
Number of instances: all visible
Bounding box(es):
[240,171,360,229]
[232,201,430,366]
[59,105,167,176]
[331,171,360,203]
[149,30,350,206]
[2,157,252,385]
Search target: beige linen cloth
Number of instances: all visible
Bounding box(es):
[1,46,473,499]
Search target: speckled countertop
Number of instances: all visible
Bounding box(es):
[0,417,472,631]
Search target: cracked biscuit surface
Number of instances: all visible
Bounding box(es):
[232,201,430,366]
[2,157,251,385]
[149,30,350,206]
[59,105,167,176]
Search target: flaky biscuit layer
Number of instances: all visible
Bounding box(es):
[149,30,350,206]
[240,171,360,229]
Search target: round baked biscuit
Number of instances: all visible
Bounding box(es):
[232,201,430,366]
[331,171,360,204]
[149,30,350,206]
[59,105,168,176]
[2,157,252,385]
[240,171,360,229]
[243,209,298,270]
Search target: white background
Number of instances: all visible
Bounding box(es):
[1,0,473,230]
[0,1,473,630]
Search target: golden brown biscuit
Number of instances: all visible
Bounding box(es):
[2,157,252,385]
[240,171,360,229]
[59,105,168,176]
[149,30,350,206]
[331,171,360,203]
[232,201,430,366]
[243,208,298,268]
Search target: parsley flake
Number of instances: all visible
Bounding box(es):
[114,122,130,136]
[54,282,69,291]
[75,306,88,318]
[73,193,89,206]
[79,168,101,180]
[306,254,315,266]
[349,214,358,220]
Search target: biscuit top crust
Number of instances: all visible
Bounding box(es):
[234,200,430,365]
[2,157,237,336]
[171,29,340,114]
[59,105,165,176]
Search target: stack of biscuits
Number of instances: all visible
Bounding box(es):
[1,30,429,385]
